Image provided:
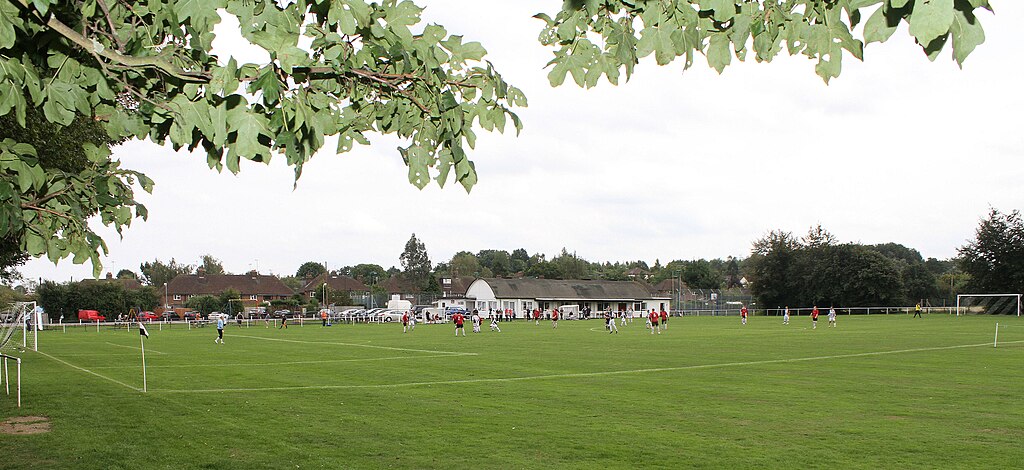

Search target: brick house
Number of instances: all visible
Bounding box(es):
[298,272,369,300]
[165,271,295,310]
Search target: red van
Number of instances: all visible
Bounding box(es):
[77,310,106,321]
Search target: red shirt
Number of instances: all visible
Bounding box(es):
[401,313,408,323]
[552,310,559,321]
[660,310,667,321]
[453,313,464,326]
[649,311,657,322]
[812,308,819,319]
[741,307,747,317]
[533,309,540,319]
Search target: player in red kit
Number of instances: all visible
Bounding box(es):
[741,305,748,326]
[811,306,819,329]
[453,311,466,336]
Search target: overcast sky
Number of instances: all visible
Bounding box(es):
[17,1,1024,283]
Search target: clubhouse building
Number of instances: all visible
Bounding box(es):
[464,278,670,317]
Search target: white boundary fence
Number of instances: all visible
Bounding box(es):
[758,306,958,316]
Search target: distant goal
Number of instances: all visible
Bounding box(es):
[956,294,1022,317]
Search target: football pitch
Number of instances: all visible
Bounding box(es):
[4,315,1023,469]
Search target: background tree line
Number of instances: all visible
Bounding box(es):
[35,281,159,322]
[748,225,970,309]
[15,208,1021,315]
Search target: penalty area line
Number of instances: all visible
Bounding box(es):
[152,340,1024,394]
[35,350,142,393]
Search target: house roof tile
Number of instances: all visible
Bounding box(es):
[299,273,368,293]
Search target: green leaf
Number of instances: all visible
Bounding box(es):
[175,0,224,31]
[949,8,985,67]
[0,1,20,49]
[706,33,731,74]
[401,146,431,190]
[329,2,358,35]
[864,5,898,44]
[708,0,736,22]
[210,57,239,95]
[31,0,51,16]
[25,231,46,256]
[251,66,283,105]
[909,0,954,46]
[226,106,270,163]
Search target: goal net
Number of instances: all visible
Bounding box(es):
[0,302,38,353]
[956,294,1022,317]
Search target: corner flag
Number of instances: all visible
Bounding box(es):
[139,322,149,338]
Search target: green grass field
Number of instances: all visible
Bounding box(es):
[3,314,1023,469]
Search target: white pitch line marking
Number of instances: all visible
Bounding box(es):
[35,350,142,392]
[105,342,166,355]
[89,353,475,370]
[232,334,473,356]
[153,340,1024,394]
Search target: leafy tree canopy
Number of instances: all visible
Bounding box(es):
[115,268,136,279]
[399,233,432,287]
[200,254,226,275]
[958,208,1024,293]
[139,258,193,287]
[295,261,327,279]
[348,263,387,284]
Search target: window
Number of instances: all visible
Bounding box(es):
[249,295,257,301]
[310,292,316,298]
[173,294,181,301]
[442,278,452,285]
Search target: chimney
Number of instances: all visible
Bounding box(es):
[197,267,206,277]
[105,272,113,280]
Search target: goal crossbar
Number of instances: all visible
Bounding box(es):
[956,294,1022,317]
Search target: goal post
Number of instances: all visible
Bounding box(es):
[956,294,1022,317]
[1,302,39,353]
[0,303,33,408]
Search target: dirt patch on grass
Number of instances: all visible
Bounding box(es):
[0,416,51,435]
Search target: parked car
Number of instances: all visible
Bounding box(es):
[77,309,106,321]
[183,311,200,320]
[161,311,180,321]
[378,310,406,322]
[272,309,292,318]
[208,312,230,322]
[138,311,159,321]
